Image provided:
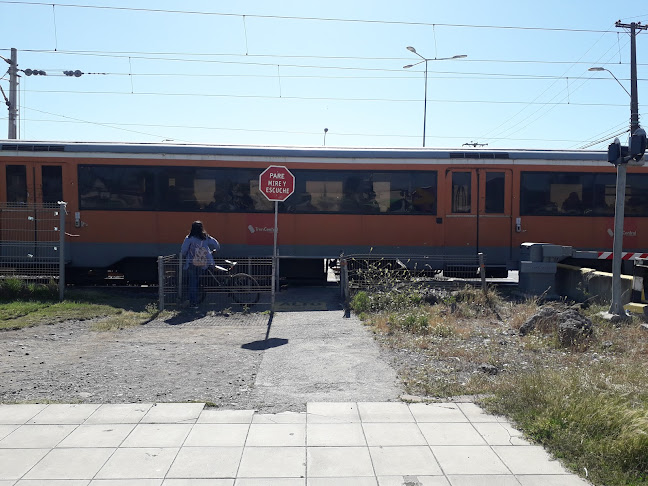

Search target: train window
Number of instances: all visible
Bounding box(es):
[520,172,594,216]
[281,170,436,215]
[626,173,648,216]
[41,166,62,204]
[79,166,155,210]
[6,165,27,204]
[592,173,616,216]
[485,172,505,214]
[452,172,471,213]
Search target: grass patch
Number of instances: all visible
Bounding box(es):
[484,366,648,486]
[353,280,648,485]
[0,286,160,331]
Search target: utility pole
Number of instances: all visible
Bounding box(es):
[8,48,18,139]
[608,21,648,317]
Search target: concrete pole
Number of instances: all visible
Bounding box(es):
[8,48,18,139]
[609,21,646,316]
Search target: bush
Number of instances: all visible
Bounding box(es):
[0,278,58,301]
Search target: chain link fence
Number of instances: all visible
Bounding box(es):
[0,202,67,300]
[158,255,273,311]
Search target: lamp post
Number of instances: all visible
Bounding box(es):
[403,47,466,147]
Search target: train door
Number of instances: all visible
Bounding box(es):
[444,169,512,267]
[4,162,64,205]
[2,162,65,254]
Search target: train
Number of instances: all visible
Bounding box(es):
[1,140,647,284]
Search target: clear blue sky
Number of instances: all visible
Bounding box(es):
[1,0,647,150]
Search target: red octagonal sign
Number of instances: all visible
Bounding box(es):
[259,165,295,202]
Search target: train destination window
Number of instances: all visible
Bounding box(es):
[6,165,27,204]
[485,172,505,214]
[452,172,471,213]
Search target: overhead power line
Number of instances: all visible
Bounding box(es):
[0,1,618,33]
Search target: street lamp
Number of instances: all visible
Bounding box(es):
[588,67,631,97]
[403,46,467,147]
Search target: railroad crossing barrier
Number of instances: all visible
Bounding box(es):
[519,242,635,304]
[0,202,67,301]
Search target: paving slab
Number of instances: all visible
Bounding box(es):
[0,402,593,485]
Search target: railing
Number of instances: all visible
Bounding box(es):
[339,253,487,305]
[0,202,67,300]
[158,255,273,310]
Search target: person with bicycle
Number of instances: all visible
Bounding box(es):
[181,221,220,308]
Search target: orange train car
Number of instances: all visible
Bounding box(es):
[1,140,647,283]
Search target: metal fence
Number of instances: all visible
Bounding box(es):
[158,255,273,310]
[0,202,66,300]
[339,253,487,302]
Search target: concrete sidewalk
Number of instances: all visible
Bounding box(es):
[0,401,590,485]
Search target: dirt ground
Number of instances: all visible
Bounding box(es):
[0,286,400,411]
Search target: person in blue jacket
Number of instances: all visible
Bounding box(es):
[180,221,220,307]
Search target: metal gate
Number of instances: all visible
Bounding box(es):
[158,255,273,310]
[0,202,67,300]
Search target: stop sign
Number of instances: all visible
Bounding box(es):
[259,166,295,202]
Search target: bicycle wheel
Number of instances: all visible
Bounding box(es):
[230,273,261,305]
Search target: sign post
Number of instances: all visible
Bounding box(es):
[259,166,295,312]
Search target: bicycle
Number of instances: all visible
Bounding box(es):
[197,259,261,306]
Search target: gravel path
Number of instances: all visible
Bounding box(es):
[0,287,402,412]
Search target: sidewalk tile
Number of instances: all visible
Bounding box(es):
[358,402,414,423]
[17,480,91,485]
[183,424,250,447]
[431,445,510,475]
[369,446,442,476]
[28,404,101,424]
[0,449,49,480]
[409,403,468,423]
[363,423,427,446]
[252,412,306,424]
[516,475,591,485]
[307,446,373,477]
[456,403,503,423]
[197,409,255,424]
[23,448,115,480]
[418,423,486,446]
[494,446,568,475]
[166,446,243,479]
[141,403,204,424]
[0,424,18,440]
[306,403,360,423]
[308,478,377,485]
[95,448,178,479]
[164,480,232,485]
[306,423,366,446]
[238,446,306,478]
[121,424,192,447]
[57,424,135,448]
[447,475,522,485]
[246,423,306,446]
[85,403,153,424]
[378,476,450,486]
[235,479,304,485]
[89,481,161,485]
[0,424,75,448]
[472,422,530,446]
[0,404,47,424]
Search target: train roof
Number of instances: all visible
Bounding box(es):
[0,140,607,162]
